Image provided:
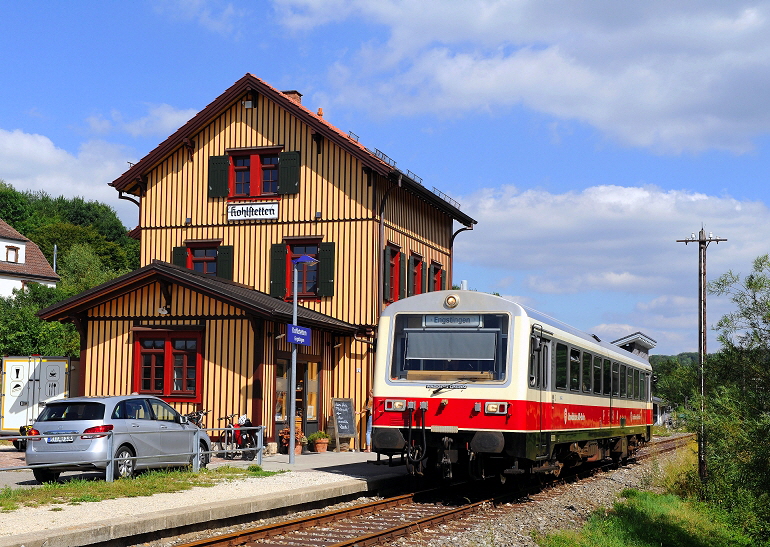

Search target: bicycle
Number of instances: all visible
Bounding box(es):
[217,413,257,460]
[184,409,211,429]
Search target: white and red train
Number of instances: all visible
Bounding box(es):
[371,290,653,480]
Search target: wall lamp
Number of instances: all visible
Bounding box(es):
[275,333,285,340]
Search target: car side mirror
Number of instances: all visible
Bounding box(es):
[178,415,188,425]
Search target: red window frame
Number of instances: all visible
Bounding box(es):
[186,243,219,276]
[284,241,320,299]
[228,149,281,199]
[387,245,401,302]
[410,254,423,296]
[133,332,202,403]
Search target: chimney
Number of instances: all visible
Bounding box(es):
[282,90,302,104]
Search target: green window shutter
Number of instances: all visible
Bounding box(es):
[270,244,287,298]
[216,246,234,281]
[407,256,415,297]
[440,268,446,290]
[172,246,187,267]
[399,252,407,300]
[318,242,335,297]
[383,247,392,299]
[426,264,433,293]
[208,155,230,198]
[277,151,300,195]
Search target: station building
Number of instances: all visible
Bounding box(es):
[38,74,476,446]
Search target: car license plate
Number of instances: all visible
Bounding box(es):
[47,436,75,443]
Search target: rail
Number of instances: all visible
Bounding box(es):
[0,425,265,482]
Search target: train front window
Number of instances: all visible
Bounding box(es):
[390,313,509,381]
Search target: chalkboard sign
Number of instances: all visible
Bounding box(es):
[331,398,357,437]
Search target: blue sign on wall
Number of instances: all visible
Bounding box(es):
[288,324,312,346]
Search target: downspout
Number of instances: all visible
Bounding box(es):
[377,173,402,314]
[449,224,474,289]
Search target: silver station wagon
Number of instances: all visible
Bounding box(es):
[25,395,211,483]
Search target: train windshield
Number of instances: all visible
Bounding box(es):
[390,313,509,381]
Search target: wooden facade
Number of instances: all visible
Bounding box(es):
[39,74,476,447]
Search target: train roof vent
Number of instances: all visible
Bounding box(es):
[611,332,657,361]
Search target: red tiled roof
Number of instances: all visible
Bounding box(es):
[0,218,60,282]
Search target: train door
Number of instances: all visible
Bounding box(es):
[529,330,550,459]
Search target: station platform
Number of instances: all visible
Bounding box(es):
[0,449,409,547]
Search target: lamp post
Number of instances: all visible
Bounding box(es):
[289,255,319,464]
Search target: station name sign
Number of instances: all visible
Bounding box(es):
[287,324,312,346]
[228,202,279,221]
[423,315,481,328]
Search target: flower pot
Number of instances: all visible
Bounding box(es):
[312,439,329,453]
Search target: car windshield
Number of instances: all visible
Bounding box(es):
[37,402,105,421]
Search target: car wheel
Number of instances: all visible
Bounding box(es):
[114,445,136,480]
[32,468,61,483]
[198,440,210,468]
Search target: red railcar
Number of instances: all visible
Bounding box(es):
[371,291,653,480]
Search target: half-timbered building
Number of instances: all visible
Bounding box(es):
[39,74,476,447]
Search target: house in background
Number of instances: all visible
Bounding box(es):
[0,218,59,297]
[39,74,476,446]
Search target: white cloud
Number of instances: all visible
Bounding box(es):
[279,0,770,153]
[122,104,199,138]
[153,0,246,36]
[452,184,766,354]
[0,129,138,227]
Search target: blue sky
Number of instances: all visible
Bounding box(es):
[2,1,770,356]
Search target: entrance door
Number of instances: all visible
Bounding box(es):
[274,359,320,439]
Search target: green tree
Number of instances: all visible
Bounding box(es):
[58,243,128,293]
[0,180,32,228]
[0,284,79,357]
[698,254,770,542]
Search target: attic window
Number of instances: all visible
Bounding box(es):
[6,246,19,263]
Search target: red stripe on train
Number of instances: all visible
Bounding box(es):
[372,397,652,431]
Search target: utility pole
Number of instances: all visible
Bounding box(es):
[676,227,726,481]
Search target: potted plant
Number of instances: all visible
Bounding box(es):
[307,431,331,453]
[278,427,304,455]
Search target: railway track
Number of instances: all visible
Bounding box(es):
[167,433,694,547]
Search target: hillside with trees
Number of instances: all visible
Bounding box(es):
[0,181,138,357]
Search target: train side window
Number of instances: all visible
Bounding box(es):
[634,369,640,399]
[611,362,620,396]
[593,356,602,394]
[529,338,539,388]
[555,343,568,390]
[619,365,627,397]
[569,348,580,391]
[582,352,592,392]
[603,359,611,395]
[627,367,635,398]
[641,373,648,401]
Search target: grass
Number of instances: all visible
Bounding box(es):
[536,439,760,547]
[538,490,753,547]
[0,465,281,513]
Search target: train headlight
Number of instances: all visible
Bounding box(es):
[384,399,407,411]
[485,402,508,415]
[444,294,460,308]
